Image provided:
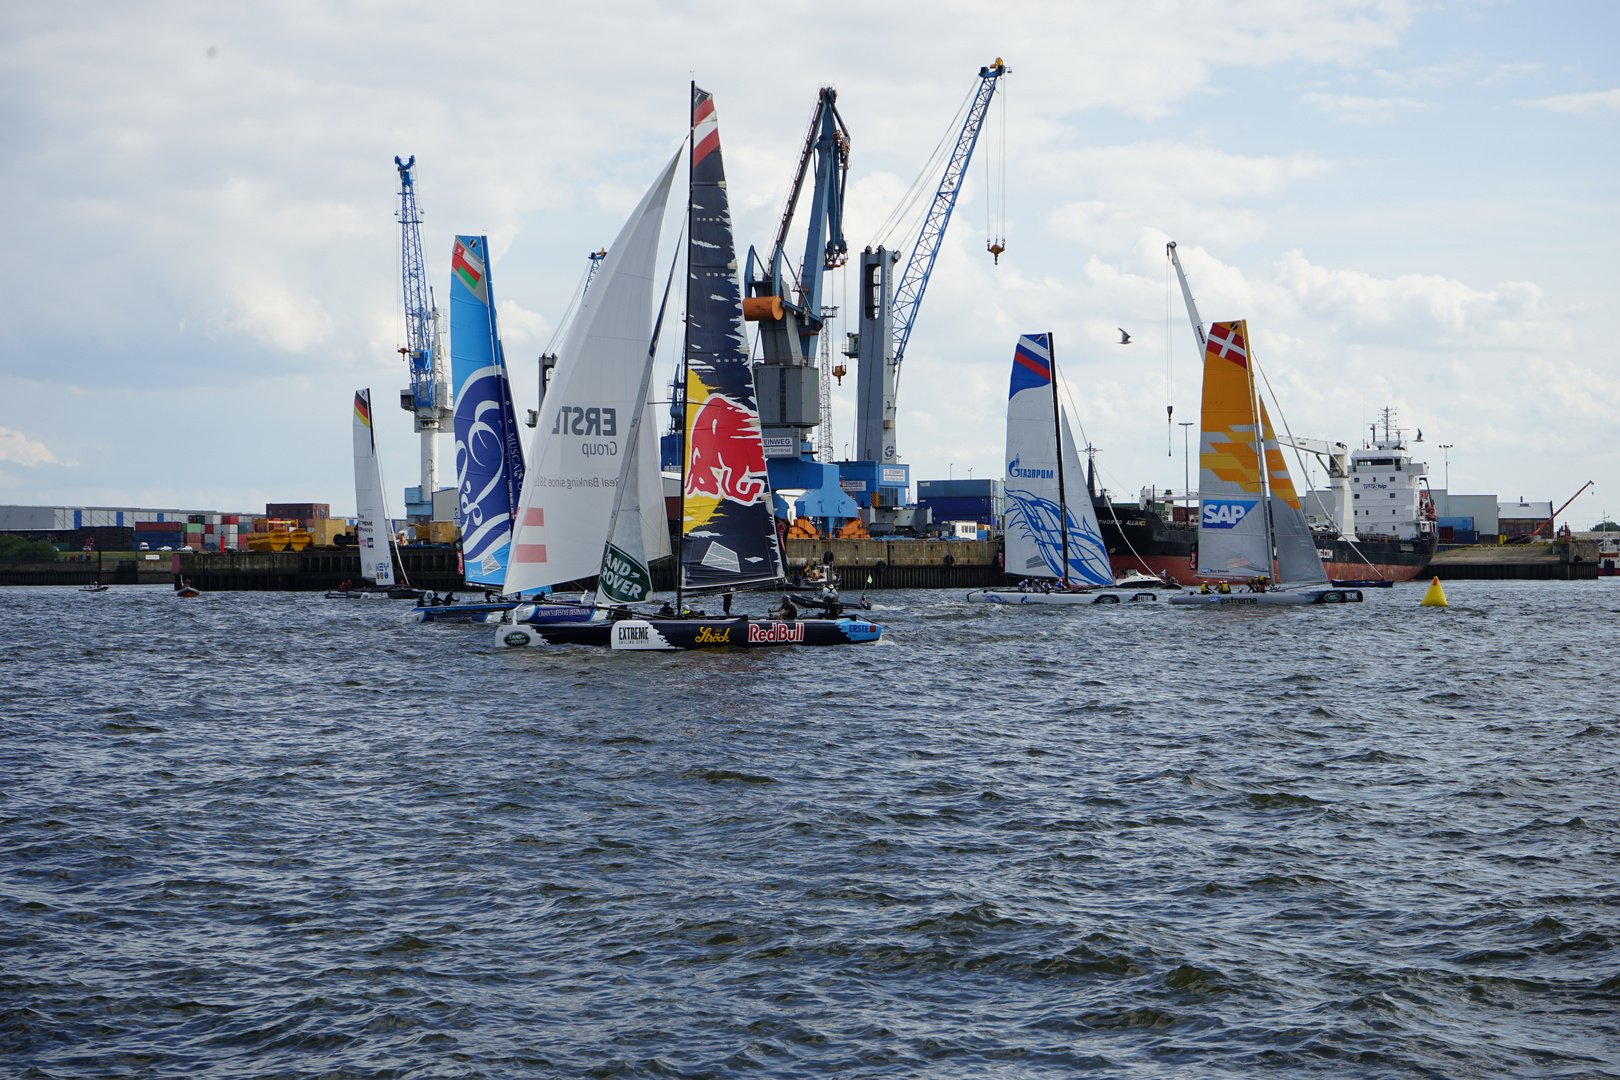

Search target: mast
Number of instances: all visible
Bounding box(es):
[1247,339,1276,581]
[676,80,694,616]
[1049,333,1069,587]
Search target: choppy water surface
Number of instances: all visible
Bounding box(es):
[3,581,1618,1078]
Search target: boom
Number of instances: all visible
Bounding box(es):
[1166,240,1206,349]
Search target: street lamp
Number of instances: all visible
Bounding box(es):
[1438,444,1454,494]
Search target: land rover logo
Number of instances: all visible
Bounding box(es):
[503,631,528,646]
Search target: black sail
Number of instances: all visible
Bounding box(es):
[681,86,785,593]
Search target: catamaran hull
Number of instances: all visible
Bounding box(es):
[498,616,882,650]
[1096,510,1437,585]
[1167,588,1365,607]
[411,602,523,625]
[965,590,1162,605]
[612,617,881,650]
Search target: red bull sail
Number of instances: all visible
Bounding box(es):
[681,87,785,593]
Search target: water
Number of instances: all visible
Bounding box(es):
[3,581,1617,1079]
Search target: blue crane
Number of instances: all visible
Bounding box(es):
[743,88,850,473]
[745,86,849,362]
[393,155,451,519]
[890,58,1007,373]
[853,59,1008,491]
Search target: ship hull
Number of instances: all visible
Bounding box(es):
[1094,509,1437,585]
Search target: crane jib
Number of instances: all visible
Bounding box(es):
[890,60,1007,370]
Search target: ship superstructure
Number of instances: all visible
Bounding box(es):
[1344,409,1435,542]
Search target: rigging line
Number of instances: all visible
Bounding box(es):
[1089,455,1159,576]
[1253,360,1379,576]
[871,81,976,249]
[997,77,1008,241]
[540,257,596,358]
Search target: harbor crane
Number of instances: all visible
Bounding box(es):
[393,155,452,520]
[848,59,1008,531]
[744,87,850,462]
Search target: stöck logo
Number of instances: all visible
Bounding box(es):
[1202,500,1257,529]
[1008,455,1054,480]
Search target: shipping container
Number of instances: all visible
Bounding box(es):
[918,496,1004,516]
[917,479,1004,500]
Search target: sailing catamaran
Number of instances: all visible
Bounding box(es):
[1163,242,1363,608]
[412,234,532,625]
[966,334,1157,606]
[499,86,881,650]
[347,388,413,598]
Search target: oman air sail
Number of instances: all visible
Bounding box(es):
[448,234,525,588]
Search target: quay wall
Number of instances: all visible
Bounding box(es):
[1427,541,1600,580]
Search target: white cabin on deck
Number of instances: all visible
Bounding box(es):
[1348,444,1432,540]
[1300,409,1435,542]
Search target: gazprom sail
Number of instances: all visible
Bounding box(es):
[1001,334,1112,586]
[449,235,526,588]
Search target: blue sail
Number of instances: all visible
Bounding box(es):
[449,235,526,588]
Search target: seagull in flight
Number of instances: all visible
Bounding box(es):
[1118,328,1132,344]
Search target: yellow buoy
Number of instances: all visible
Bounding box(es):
[1420,575,1447,607]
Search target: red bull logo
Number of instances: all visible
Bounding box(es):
[686,394,767,504]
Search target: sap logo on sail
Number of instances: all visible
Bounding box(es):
[1201,500,1257,529]
[1007,456,1054,480]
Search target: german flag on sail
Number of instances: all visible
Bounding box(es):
[354,391,371,428]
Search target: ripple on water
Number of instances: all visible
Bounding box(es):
[2,581,1619,1078]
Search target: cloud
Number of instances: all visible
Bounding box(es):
[1045,142,1335,251]
[1302,92,1436,123]
[0,428,74,467]
[1524,89,1620,114]
[496,299,552,352]
[1274,250,1542,336]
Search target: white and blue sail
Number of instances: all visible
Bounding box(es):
[449,235,526,588]
[1002,333,1113,586]
[352,389,398,588]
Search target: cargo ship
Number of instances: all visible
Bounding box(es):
[1094,413,1438,584]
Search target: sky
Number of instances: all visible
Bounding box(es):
[2,0,1616,525]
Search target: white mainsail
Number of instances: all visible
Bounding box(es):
[502,152,680,597]
[1002,334,1113,585]
[351,389,397,588]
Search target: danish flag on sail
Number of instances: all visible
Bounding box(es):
[1207,321,1248,367]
